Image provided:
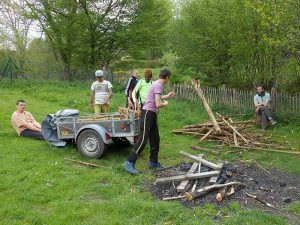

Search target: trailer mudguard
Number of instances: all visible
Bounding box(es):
[75,124,112,144]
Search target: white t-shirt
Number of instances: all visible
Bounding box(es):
[91,80,113,104]
[254,92,271,106]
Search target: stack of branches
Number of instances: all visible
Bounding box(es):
[173,116,256,146]
[172,80,299,155]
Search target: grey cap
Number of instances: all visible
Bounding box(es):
[95,70,104,77]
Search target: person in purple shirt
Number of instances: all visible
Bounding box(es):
[123,69,176,175]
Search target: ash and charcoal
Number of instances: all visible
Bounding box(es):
[149,162,300,210]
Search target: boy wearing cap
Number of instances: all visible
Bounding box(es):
[90,70,113,114]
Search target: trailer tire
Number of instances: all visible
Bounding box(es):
[77,129,107,158]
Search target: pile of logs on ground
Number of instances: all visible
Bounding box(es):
[154,151,245,202]
[155,151,277,208]
[172,80,299,155]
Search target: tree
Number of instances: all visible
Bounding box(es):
[0,0,33,73]
[172,0,300,91]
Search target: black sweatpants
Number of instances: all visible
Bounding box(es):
[127,109,160,164]
[20,129,45,140]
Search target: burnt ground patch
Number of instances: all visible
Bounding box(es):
[146,161,300,218]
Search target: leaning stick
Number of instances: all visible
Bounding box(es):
[186,182,245,201]
[244,192,275,208]
[200,128,214,141]
[64,158,102,168]
[191,160,202,192]
[220,117,249,143]
[177,162,199,192]
[233,130,238,147]
[191,80,221,132]
[180,151,222,170]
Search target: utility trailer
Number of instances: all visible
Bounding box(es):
[42,109,140,158]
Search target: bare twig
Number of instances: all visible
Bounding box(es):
[244,192,275,208]
[162,196,186,201]
[64,158,102,168]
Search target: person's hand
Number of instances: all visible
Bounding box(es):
[255,107,260,112]
[133,102,138,110]
[167,92,176,99]
[163,100,169,106]
[128,98,133,107]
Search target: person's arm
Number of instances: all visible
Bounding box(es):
[132,81,141,103]
[155,94,168,108]
[29,113,41,129]
[32,121,41,129]
[106,88,112,103]
[263,93,271,106]
[254,96,263,108]
[125,78,131,97]
[90,90,95,108]
[161,92,176,100]
[14,114,42,132]
[25,112,42,130]
[24,123,42,132]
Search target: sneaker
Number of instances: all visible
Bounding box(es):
[123,161,139,175]
[148,162,164,169]
[270,119,277,126]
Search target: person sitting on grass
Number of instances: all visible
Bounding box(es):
[123,68,176,175]
[132,69,153,110]
[125,69,139,109]
[254,85,276,130]
[11,99,44,140]
[90,69,113,114]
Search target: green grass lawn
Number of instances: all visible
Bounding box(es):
[0,79,299,225]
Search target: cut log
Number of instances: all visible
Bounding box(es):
[244,192,275,208]
[154,171,220,185]
[191,80,221,132]
[177,162,199,192]
[186,182,245,201]
[216,186,232,202]
[180,151,222,170]
[189,146,220,155]
[191,157,202,192]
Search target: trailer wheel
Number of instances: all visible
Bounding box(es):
[77,129,107,158]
